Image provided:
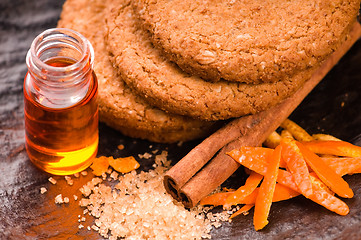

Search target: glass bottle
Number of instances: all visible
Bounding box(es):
[24,28,98,175]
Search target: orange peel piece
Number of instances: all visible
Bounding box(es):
[281,138,313,197]
[224,171,263,208]
[302,140,361,158]
[90,156,110,176]
[109,156,140,173]
[254,145,282,231]
[297,142,353,198]
[321,157,361,175]
[230,204,254,219]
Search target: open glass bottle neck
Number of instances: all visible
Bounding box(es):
[25,28,94,109]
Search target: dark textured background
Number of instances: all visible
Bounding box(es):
[1,1,361,239]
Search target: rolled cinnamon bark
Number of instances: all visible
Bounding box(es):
[164,21,361,208]
[163,113,263,200]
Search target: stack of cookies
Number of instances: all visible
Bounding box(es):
[58,0,360,143]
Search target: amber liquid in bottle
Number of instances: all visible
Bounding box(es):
[24,34,98,175]
[24,58,98,175]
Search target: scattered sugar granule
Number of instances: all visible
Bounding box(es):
[81,171,88,176]
[117,144,124,150]
[73,172,80,178]
[91,177,102,186]
[55,194,63,204]
[242,211,250,216]
[101,172,107,180]
[138,152,152,159]
[40,187,47,194]
[79,177,102,197]
[80,185,92,197]
[48,177,57,185]
[65,176,73,186]
[63,197,70,203]
[91,225,99,231]
[87,226,91,231]
[78,224,84,229]
[73,195,78,201]
[110,171,118,180]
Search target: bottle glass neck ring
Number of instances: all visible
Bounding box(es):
[25,28,95,108]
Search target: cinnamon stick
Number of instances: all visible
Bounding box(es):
[164,21,361,208]
[163,112,263,200]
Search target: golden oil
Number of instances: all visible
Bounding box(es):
[24,28,98,175]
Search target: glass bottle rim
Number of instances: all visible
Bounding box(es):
[27,28,94,74]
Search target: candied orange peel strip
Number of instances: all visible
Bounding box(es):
[254,145,282,231]
[322,157,361,176]
[263,131,282,149]
[199,191,234,206]
[309,172,334,196]
[230,204,254,219]
[280,138,313,197]
[271,184,300,202]
[200,184,299,207]
[227,148,298,191]
[309,181,349,216]
[302,140,361,158]
[109,156,140,173]
[297,142,353,198]
[224,171,263,209]
[90,156,110,176]
[280,119,314,142]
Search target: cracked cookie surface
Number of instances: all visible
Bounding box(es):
[58,0,217,143]
[133,0,360,83]
[105,0,321,121]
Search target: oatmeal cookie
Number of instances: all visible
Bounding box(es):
[58,0,218,143]
[133,0,360,83]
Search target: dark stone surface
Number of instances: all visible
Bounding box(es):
[1,1,361,239]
